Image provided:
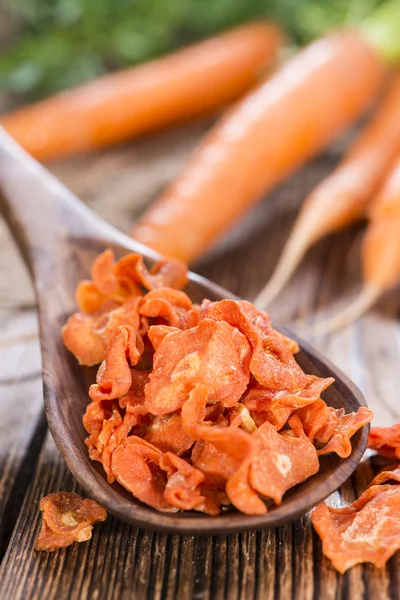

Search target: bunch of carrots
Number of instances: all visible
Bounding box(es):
[3,0,400,330]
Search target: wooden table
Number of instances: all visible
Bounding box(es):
[0,123,399,599]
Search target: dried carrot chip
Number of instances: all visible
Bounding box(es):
[288,398,330,443]
[91,249,142,302]
[226,419,319,515]
[111,436,176,511]
[369,465,400,486]
[139,288,192,328]
[202,299,307,392]
[114,253,187,291]
[62,297,142,366]
[183,386,253,495]
[249,420,319,504]
[317,407,373,458]
[145,319,250,414]
[243,375,334,430]
[118,369,150,409]
[147,324,180,351]
[312,475,400,572]
[76,280,108,314]
[158,452,220,514]
[62,311,108,366]
[89,326,144,401]
[35,492,106,552]
[144,413,194,455]
[368,423,400,460]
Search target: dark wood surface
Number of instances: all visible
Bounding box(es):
[0,122,400,598]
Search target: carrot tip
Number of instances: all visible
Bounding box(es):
[310,285,381,336]
[253,238,309,309]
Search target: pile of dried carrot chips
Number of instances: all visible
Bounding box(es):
[62,250,372,516]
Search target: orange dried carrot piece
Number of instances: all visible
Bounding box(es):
[144,413,194,455]
[62,296,142,366]
[89,326,144,401]
[147,324,181,351]
[159,452,218,514]
[203,299,307,391]
[226,419,319,514]
[35,493,106,552]
[243,375,334,430]
[312,469,400,573]
[139,288,193,329]
[368,422,400,460]
[144,319,250,415]
[317,407,373,458]
[111,437,176,512]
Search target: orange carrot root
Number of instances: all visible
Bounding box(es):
[1,23,283,161]
[132,31,385,263]
[255,71,400,309]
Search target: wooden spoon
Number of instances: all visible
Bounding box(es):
[0,128,369,535]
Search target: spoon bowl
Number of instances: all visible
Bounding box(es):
[0,129,369,535]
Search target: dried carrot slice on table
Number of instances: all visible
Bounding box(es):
[368,422,400,460]
[35,493,106,552]
[312,466,400,573]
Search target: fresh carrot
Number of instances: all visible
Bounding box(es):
[1,22,283,162]
[132,31,386,263]
[369,157,400,220]
[254,71,400,309]
[313,157,400,333]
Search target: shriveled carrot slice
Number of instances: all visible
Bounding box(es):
[249,420,319,505]
[369,465,400,486]
[139,291,191,328]
[288,398,330,443]
[118,369,150,409]
[76,280,108,314]
[202,299,307,391]
[317,407,373,457]
[100,410,146,483]
[183,385,254,499]
[312,481,400,573]
[111,436,176,511]
[368,422,400,460]
[147,324,181,351]
[89,326,144,401]
[114,253,188,291]
[145,319,250,414]
[159,452,219,513]
[62,312,108,366]
[35,492,106,552]
[91,249,142,303]
[62,296,142,366]
[243,375,334,430]
[145,413,194,455]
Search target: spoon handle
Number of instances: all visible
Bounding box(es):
[0,127,158,276]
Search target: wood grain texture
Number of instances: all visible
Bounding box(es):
[0,123,399,597]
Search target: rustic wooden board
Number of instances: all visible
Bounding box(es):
[0,125,399,598]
